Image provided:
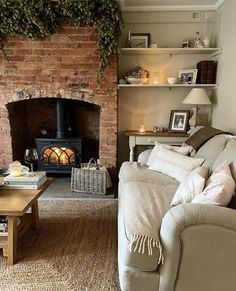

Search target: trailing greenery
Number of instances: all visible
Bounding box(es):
[0,0,122,79]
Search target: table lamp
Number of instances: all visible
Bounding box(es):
[182,88,211,128]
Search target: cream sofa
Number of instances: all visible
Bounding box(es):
[118,133,236,291]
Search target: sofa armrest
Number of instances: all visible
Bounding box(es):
[137,149,152,164]
[162,203,236,233]
[159,203,236,291]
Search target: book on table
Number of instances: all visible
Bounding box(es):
[3,172,47,189]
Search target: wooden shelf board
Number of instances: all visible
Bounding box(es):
[120,47,222,55]
[125,130,189,137]
[118,84,218,88]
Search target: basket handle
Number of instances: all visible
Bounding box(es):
[87,158,97,169]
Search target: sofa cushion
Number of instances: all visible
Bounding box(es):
[147,142,193,166]
[171,167,209,206]
[192,161,235,206]
[148,147,205,182]
[195,134,227,169]
[212,138,236,183]
[138,149,152,164]
[119,180,178,272]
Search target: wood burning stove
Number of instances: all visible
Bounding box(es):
[36,137,82,173]
[36,99,82,173]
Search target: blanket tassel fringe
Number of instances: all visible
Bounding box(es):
[128,234,164,264]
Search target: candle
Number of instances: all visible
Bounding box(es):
[9,161,22,177]
[139,125,145,133]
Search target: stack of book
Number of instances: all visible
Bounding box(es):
[0,216,8,236]
[3,172,47,189]
[0,216,21,236]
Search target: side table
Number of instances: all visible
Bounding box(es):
[125,131,189,162]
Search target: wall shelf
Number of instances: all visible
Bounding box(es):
[118,84,218,89]
[120,47,222,56]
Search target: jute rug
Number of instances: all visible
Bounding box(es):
[0,200,120,291]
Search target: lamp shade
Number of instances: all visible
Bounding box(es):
[183,88,212,105]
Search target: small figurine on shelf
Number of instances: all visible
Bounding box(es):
[125,30,132,48]
[194,31,203,48]
[150,40,158,48]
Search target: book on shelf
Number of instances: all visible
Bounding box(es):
[0,217,20,236]
[0,227,8,234]
[0,226,8,232]
[0,216,8,223]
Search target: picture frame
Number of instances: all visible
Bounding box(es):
[169,110,190,133]
[181,38,190,48]
[178,69,198,84]
[130,33,151,48]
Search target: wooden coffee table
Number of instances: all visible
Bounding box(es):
[0,178,52,265]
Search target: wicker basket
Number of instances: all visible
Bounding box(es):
[71,158,111,195]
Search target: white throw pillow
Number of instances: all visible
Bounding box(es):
[147,142,193,166]
[148,146,205,182]
[192,161,235,206]
[171,167,209,206]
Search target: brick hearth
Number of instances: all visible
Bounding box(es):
[0,24,118,178]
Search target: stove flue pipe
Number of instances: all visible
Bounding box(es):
[56,99,66,139]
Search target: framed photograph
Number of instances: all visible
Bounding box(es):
[178,69,198,84]
[169,110,190,133]
[181,39,190,48]
[130,33,151,48]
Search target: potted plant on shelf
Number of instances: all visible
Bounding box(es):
[125,66,149,84]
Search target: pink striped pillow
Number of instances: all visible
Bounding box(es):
[192,161,235,206]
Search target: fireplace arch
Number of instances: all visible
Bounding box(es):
[6,98,100,172]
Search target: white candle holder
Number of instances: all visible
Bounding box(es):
[139,125,145,134]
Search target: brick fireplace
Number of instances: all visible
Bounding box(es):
[0,24,118,178]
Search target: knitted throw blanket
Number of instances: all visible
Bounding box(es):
[185,127,230,151]
[123,181,176,264]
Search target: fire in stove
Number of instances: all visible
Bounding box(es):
[36,99,82,173]
[42,147,75,165]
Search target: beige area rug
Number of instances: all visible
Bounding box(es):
[0,200,120,291]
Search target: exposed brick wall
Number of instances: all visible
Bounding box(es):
[0,24,118,178]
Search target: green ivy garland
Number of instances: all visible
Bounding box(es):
[0,0,122,79]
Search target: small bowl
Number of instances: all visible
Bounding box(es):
[127,78,148,85]
[167,77,177,85]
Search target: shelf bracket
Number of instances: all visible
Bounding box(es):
[210,48,223,58]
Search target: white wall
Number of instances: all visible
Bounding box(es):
[211,0,236,133]
[118,10,216,165]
